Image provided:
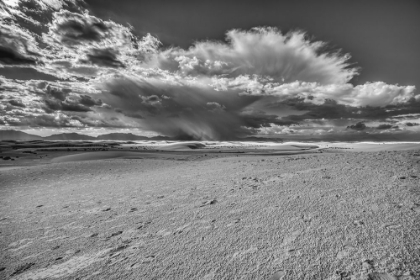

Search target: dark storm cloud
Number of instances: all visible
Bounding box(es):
[0,46,36,65]
[45,84,71,101]
[79,48,124,68]
[61,100,92,112]
[122,111,143,119]
[8,99,26,108]
[241,110,298,128]
[50,11,111,44]
[206,102,225,113]
[0,24,40,66]
[42,89,102,113]
[44,98,91,112]
[376,124,394,130]
[79,94,102,107]
[347,122,367,131]
[0,67,62,81]
[98,75,265,139]
[278,96,420,124]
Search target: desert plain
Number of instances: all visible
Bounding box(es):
[0,140,419,280]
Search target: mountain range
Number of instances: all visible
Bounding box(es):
[0,130,283,142]
[0,130,172,141]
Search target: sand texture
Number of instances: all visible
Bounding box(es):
[0,141,420,279]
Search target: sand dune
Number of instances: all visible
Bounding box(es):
[158,142,207,151]
[51,151,145,163]
[260,144,319,151]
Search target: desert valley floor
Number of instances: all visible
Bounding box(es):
[0,141,419,280]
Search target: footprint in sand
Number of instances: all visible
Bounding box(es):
[336,246,355,260]
[107,231,123,238]
[65,249,81,256]
[128,207,138,213]
[136,220,152,230]
[410,203,420,213]
[230,246,258,262]
[156,229,172,237]
[281,230,300,246]
[381,224,402,230]
[174,224,190,234]
[200,199,218,207]
[201,271,216,280]
[83,232,98,238]
[269,271,286,280]
[301,214,312,223]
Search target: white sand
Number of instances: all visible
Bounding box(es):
[0,142,419,279]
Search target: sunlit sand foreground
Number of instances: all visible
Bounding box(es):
[0,141,419,279]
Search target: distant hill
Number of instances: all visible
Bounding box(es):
[44,133,97,141]
[0,130,42,141]
[0,130,172,141]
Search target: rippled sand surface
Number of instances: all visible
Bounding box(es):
[1,141,419,279]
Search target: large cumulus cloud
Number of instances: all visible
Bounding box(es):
[1,0,418,140]
[152,28,357,85]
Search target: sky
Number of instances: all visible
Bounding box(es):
[0,0,419,140]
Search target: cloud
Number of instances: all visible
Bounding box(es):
[44,83,70,101]
[80,48,125,68]
[346,122,367,131]
[0,23,40,65]
[0,45,36,65]
[44,97,92,112]
[376,124,394,130]
[152,27,357,85]
[211,77,416,107]
[41,84,102,113]
[79,94,102,107]
[206,102,225,113]
[345,82,416,107]
[1,1,418,140]
[0,78,105,127]
[8,99,26,108]
[97,74,263,139]
[1,3,160,80]
[49,11,111,44]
